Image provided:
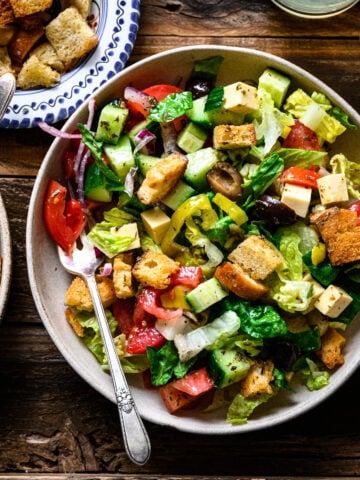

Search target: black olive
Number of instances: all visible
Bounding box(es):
[185,77,213,99]
[254,194,297,226]
[206,161,243,200]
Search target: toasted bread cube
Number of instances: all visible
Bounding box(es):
[31,41,65,72]
[63,0,92,18]
[9,0,52,17]
[113,252,135,299]
[45,7,98,69]
[317,327,346,369]
[0,46,13,75]
[223,81,258,114]
[137,151,188,205]
[0,0,15,26]
[315,284,353,318]
[8,25,44,64]
[214,261,269,301]
[17,54,60,89]
[0,25,16,46]
[141,207,171,245]
[281,183,312,218]
[132,250,180,290]
[228,235,283,280]
[65,275,117,312]
[213,124,256,150]
[65,307,84,337]
[240,360,274,397]
[317,173,349,206]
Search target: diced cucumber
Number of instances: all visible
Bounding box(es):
[103,134,134,181]
[177,121,208,153]
[186,95,245,128]
[207,349,251,388]
[258,67,291,108]
[184,147,226,191]
[84,162,113,202]
[128,119,161,146]
[95,103,129,144]
[185,277,228,313]
[135,153,161,176]
[161,180,196,210]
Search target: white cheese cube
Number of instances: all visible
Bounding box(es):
[141,206,171,244]
[223,81,258,114]
[315,284,353,318]
[317,173,349,205]
[280,183,312,218]
[116,222,141,251]
[301,273,325,314]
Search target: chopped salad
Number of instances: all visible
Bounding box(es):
[42,56,360,425]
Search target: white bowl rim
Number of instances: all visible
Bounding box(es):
[0,194,12,323]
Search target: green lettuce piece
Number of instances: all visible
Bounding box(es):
[272,280,313,313]
[226,392,273,425]
[302,251,342,287]
[330,106,357,130]
[297,358,330,391]
[148,91,193,122]
[277,148,328,169]
[283,329,321,352]
[87,207,137,257]
[278,230,303,281]
[330,153,360,199]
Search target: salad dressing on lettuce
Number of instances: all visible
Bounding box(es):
[42,56,360,424]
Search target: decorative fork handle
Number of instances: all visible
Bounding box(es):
[85,274,151,466]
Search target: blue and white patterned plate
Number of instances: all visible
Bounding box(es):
[0,0,140,129]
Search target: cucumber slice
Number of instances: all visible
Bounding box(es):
[185,277,228,313]
[177,121,208,153]
[184,147,226,191]
[95,103,129,144]
[208,349,251,388]
[186,96,245,128]
[258,67,291,108]
[161,180,196,210]
[135,153,161,176]
[84,162,113,202]
[103,134,134,181]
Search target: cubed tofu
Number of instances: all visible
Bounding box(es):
[315,284,353,318]
[213,124,256,150]
[223,81,258,114]
[281,183,312,218]
[140,207,171,244]
[317,173,349,206]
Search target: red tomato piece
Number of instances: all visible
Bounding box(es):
[282,120,320,151]
[169,266,204,289]
[348,201,360,224]
[137,287,183,320]
[281,166,322,190]
[63,150,77,179]
[126,323,166,355]
[170,367,214,397]
[43,180,86,254]
[112,298,135,337]
[142,84,183,102]
[159,383,199,414]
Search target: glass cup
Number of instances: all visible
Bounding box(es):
[271,0,359,18]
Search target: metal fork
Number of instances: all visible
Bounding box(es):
[58,233,151,465]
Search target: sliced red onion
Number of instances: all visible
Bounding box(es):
[77,149,91,210]
[124,167,137,196]
[124,86,156,114]
[100,262,113,277]
[160,121,180,155]
[37,121,82,139]
[133,128,156,155]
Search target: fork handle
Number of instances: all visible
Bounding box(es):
[86,274,151,466]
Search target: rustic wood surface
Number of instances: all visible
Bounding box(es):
[1,0,360,477]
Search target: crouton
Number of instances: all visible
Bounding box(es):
[0,25,16,46]
[65,307,84,337]
[113,252,135,299]
[213,124,256,150]
[240,360,274,397]
[137,152,188,205]
[65,275,117,312]
[17,53,60,88]
[214,261,269,301]
[228,235,283,280]
[132,250,180,290]
[9,0,52,18]
[7,25,44,64]
[310,207,360,265]
[30,41,64,72]
[0,0,15,26]
[317,327,346,369]
[0,46,13,75]
[45,7,98,69]
[63,0,92,19]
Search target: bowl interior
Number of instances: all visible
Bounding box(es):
[26,45,360,434]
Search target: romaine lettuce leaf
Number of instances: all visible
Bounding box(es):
[330,153,360,199]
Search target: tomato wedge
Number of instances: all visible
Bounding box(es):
[169,266,204,289]
[127,84,183,119]
[126,322,166,354]
[44,180,86,254]
[112,298,135,337]
[348,201,360,224]
[137,287,183,320]
[283,120,320,151]
[281,166,322,190]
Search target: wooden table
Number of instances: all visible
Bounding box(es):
[1,1,360,478]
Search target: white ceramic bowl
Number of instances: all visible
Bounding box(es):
[0,0,140,129]
[26,45,360,434]
[0,194,12,322]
